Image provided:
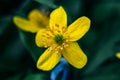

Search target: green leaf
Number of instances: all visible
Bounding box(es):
[24,73,47,80]
[35,0,57,9]
[5,73,23,80]
[83,62,120,80]
[0,34,26,72]
[91,2,120,23]
[0,16,11,35]
[84,21,120,74]
[19,30,45,62]
[84,75,120,80]
[91,3,112,23]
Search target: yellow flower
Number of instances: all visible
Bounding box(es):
[35,6,91,71]
[13,9,49,33]
[116,52,120,59]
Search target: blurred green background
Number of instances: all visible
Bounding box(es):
[0,0,120,80]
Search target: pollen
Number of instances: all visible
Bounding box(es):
[48,47,53,51]
[54,46,64,54]
[44,45,48,48]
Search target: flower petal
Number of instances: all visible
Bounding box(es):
[116,52,120,59]
[35,29,54,47]
[28,9,49,28]
[13,16,40,33]
[37,47,61,71]
[62,42,87,69]
[50,6,67,29]
[67,16,91,41]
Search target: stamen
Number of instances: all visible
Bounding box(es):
[60,47,63,50]
[65,40,69,42]
[62,42,69,48]
[54,46,58,50]
[62,42,66,46]
[48,47,53,51]
[46,36,51,38]
[62,26,67,32]
[49,26,55,34]
[46,33,51,38]
[44,45,48,48]
[56,51,59,54]
[64,44,69,47]
[55,24,59,27]
[58,30,61,33]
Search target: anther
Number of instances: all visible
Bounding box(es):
[44,45,48,48]
[48,47,52,51]
[65,40,69,42]
[56,51,59,54]
[46,36,51,38]
[64,44,69,47]
[55,24,59,27]
[58,30,61,33]
[56,46,60,50]
[62,26,67,32]
[62,43,66,46]
[60,47,63,50]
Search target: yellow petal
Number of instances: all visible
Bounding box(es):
[37,47,61,71]
[35,29,54,47]
[116,52,120,59]
[67,16,91,41]
[28,9,49,28]
[62,42,87,69]
[13,16,40,33]
[50,6,67,29]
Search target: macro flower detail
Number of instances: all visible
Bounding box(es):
[13,9,49,33]
[36,6,91,71]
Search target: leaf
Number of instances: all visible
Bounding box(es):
[84,75,120,80]
[24,73,47,80]
[19,30,45,62]
[91,2,120,23]
[84,21,120,74]
[0,31,26,72]
[35,0,57,9]
[83,62,120,80]
[5,73,23,80]
[0,40,25,71]
[0,16,11,35]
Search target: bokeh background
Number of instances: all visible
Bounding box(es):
[0,0,120,80]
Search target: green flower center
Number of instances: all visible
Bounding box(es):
[54,34,64,45]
